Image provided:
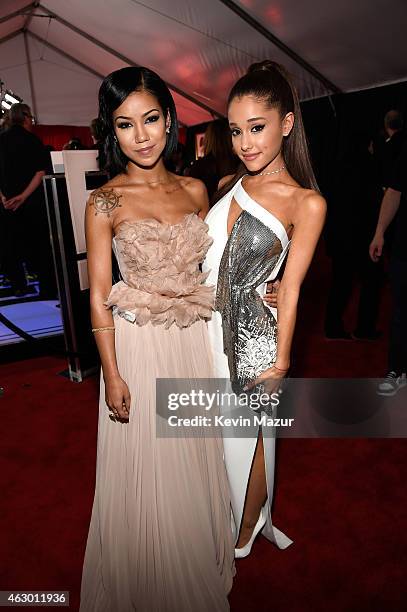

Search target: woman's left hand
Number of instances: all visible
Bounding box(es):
[263,280,280,308]
[243,364,288,395]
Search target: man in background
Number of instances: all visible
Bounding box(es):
[380,110,404,189]
[0,103,56,298]
[370,141,407,395]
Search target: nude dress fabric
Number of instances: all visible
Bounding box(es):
[80,213,235,612]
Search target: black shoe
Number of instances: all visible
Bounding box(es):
[352,329,382,341]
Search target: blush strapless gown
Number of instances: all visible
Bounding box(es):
[80,213,235,612]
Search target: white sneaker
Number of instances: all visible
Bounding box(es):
[377,371,407,397]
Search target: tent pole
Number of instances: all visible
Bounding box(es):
[0,29,24,46]
[23,30,38,120]
[27,30,105,80]
[37,3,223,118]
[0,2,36,25]
[218,0,342,95]
[23,1,39,30]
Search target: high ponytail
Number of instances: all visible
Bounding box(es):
[214,60,319,203]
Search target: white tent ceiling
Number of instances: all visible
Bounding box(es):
[0,0,406,126]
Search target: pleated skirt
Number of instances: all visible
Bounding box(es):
[80,314,235,612]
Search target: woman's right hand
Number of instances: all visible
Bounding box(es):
[104,375,131,420]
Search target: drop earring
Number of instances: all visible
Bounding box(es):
[166,126,170,134]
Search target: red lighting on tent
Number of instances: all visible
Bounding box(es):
[265,5,283,26]
[174,58,202,88]
[216,66,238,89]
[153,40,176,60]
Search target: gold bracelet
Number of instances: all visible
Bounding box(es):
[92,326,115,333]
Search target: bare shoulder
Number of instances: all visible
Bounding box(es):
[302,189,326,215]
[172,175,208,217]
[87,179,124,219]
[178,175,207,197]
[295,188,326,221]
[218,174,235,190]
[176,175,208,207]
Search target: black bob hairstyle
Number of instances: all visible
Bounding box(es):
[98,66,179,175]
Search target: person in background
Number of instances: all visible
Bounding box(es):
[0,103,57,298]
[370,141,407,396]
[188,118,239,202]
[43,144,55,175]
[379,110,404,189]
[324,130,384,339]
[0,111,10,279]
[165,141,188,175]
[373,110,405,254]
[62,137,86,150]
[90,117,106,170]
[0,110,9,133]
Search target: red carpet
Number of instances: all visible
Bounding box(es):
[0,244,405,611]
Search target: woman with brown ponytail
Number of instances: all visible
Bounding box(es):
[203,60,326,558]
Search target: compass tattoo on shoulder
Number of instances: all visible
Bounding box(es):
[90,188,122,217]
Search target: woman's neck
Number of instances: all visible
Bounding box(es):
[255,153,285,179]
[125,158,170,185]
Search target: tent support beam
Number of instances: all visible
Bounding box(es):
[23,30,38,119]
[218,0,342,94]
[27,31,105,79]
[23,1,40,30]
[0,29,23,46]
[0,2,36,25]
[37,3,223,118]
[26,31,187,128]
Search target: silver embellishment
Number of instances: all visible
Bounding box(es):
[215,210,287,396]
[236,322,277,381]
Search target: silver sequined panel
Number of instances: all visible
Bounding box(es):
[215,211,283,395]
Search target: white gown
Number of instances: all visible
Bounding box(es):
[203,176,293,549]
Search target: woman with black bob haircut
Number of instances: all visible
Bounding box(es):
[204,60,326,558]
[80,66,235,611]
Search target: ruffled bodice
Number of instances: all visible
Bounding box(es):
[104,213,215,328]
